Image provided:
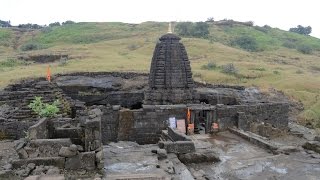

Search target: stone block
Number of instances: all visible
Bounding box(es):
[28,139,72,157]
[58,147,77,157]
[28,118,48,140]
[65,151,96,170]
[161,141,195,154]
[303,141,320,153]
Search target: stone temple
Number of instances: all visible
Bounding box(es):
[0,27,296,179]
[145,33,198,104]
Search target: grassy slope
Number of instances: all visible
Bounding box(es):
[0,22,320,127]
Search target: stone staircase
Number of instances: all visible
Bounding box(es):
[0,80,73,121]
[0,79,84,139]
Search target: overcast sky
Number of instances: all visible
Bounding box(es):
[1,0,319,38]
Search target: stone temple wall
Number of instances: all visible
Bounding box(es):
[101,105,186,144]
[216,103,289,131]
[100,102,289,144]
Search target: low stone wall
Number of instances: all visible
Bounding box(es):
[12,108,104,174]
[100,103,289,145]
[117,105,186,144]
[167,127,191,141]
[217,103,289,131]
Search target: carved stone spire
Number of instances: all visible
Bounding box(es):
[144,31,198,105]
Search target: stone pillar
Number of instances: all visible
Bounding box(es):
[84,118,102,152]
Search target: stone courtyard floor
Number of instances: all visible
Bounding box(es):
[104,132,320,180]
[1,131,320,179]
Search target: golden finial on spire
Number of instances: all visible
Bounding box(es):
[168,22,172,33]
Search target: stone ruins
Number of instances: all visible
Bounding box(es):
[1,30,320,179]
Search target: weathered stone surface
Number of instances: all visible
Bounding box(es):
[178,152,220,164]
[159,141,195,154]
[17,148,29,159]
[46,166,60,175]
[27,139,72,157]
[29,118,48,140]
[157,149,167,160]
[69,144,78,152]
[168,127,191,141]
[14,138,27,150]
[12,157,66,169]
[303,141,320,154]
[27,163,36,171]
[58,147,77,157]
[65,151,96,170]
[25,175,65,180]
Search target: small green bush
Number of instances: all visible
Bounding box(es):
[20,42,41,51]
[231,36,258,52]
[273,70,280,75]
[28,96,60,118]
[221,63,238,75]
[254,26,269,33]
[297,45,313,54]
[0,58,27,68]
[282,41,296,49]
[58,57,68,67]
[201,61,217,70]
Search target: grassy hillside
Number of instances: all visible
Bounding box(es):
[0,21,320,128]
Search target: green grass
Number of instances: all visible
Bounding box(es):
[1,21,320,128]
[0,29,12,47]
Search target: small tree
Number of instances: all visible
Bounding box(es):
[49,22,61,27]
[193,22,210,38]
[62,20,75,25]
[206,17,214,22]
[289,25,312,35]
[297,45,313,54]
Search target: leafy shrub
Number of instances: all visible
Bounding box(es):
[221,63,238,75]
[20,42,41,51]
[28,96,60,118]
[231,36,258,52]
[41,27,53,33]
[254,26,269,33]
[58,57,68,67]
[175,21,209,38]
[282,41,296,49]
[273,70,280,75]
[62,20,75,25]
[297,45,313,54]
[49,22,61,27]
[201,61,217,70]
[0,58,28,68]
